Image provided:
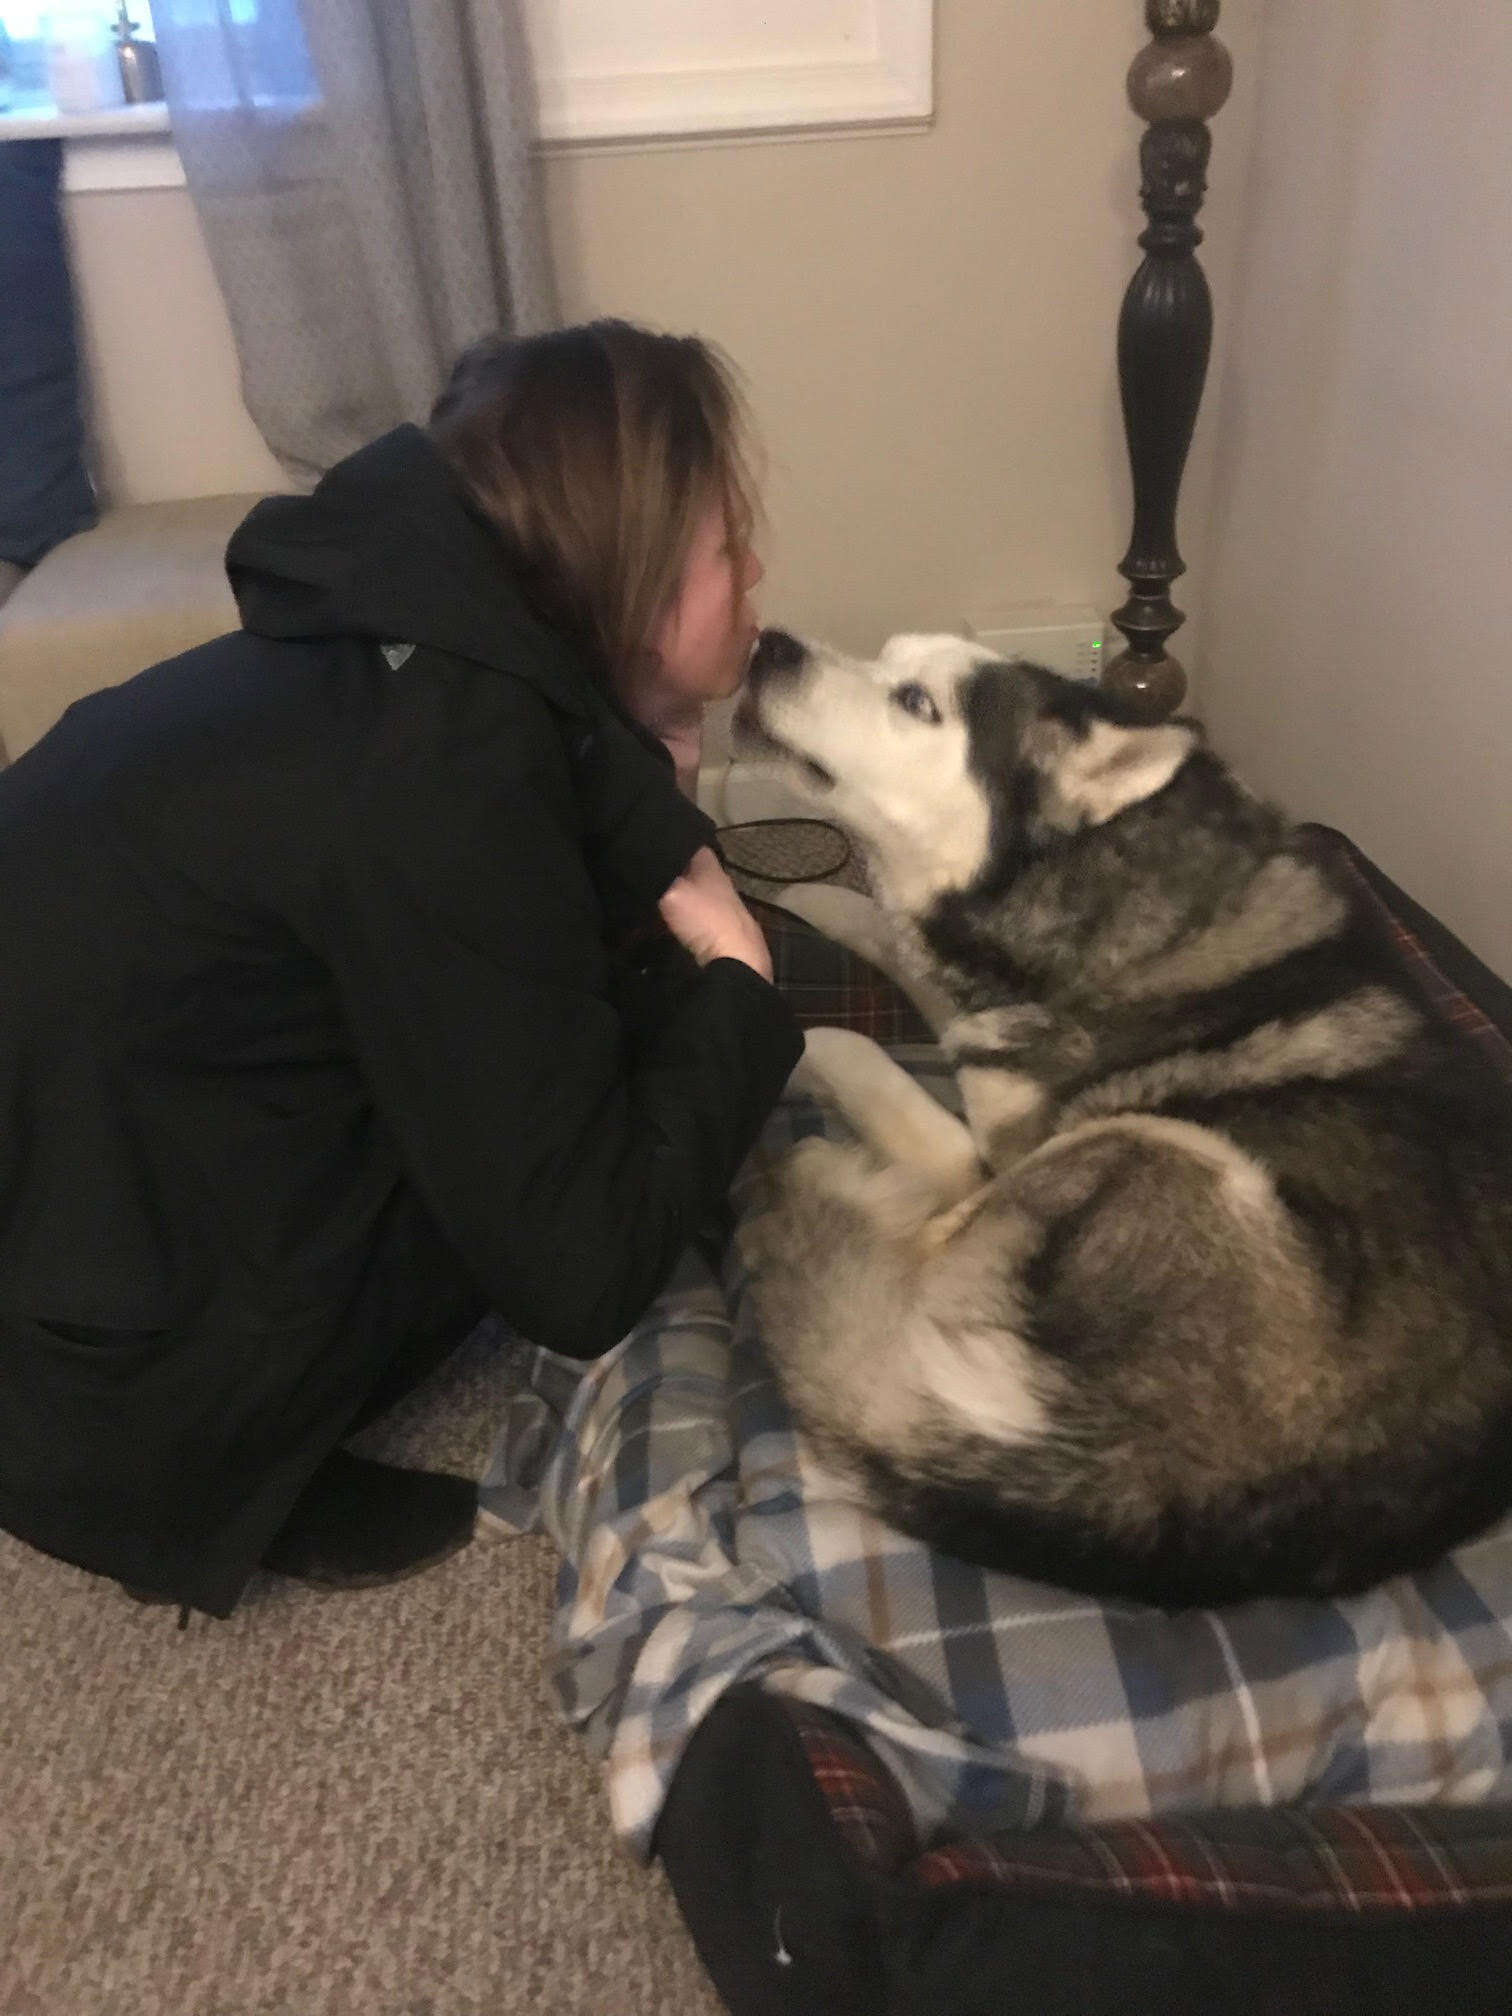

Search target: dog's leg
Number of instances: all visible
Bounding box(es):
[770,882,957,1034]
[738,1133,929,1474]
[794,1026,982,1205]
[941,1006,1091,1170]
[743,1130,1049,1482]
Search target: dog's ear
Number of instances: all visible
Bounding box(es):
[1034,718,1196,827]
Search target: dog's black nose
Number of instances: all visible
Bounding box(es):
[748,628,807,684]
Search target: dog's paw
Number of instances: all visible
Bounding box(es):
[780,1131,859,1189]
[792,1025,894,1108]
[765,1135,873,1218]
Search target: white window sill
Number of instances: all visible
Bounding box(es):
[0,101,183,191]
[0,100,169,140]
[2,105,931,197]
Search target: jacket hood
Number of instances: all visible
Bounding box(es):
[226,426,594,718]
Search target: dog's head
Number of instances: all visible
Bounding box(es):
[736,630,1198,912]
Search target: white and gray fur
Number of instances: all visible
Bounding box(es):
[736,630,1512,1607]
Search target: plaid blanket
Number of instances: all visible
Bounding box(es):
[480,1064,1512,1864]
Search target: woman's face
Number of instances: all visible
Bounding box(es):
[649,497,764,709]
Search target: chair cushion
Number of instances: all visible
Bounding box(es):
[0,495,261,760]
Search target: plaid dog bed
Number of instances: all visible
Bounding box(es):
[477,824,1512,2013]
[479,827,1512,1871]
[746,895,935,1045]
[657,1683,1512,2015]
[479,1054,1512,1864]
[775,1696,1512,1909]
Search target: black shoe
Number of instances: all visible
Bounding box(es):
[261,1448,477,1589]
[117,1584,194,1629]
[120,1582,177,1605]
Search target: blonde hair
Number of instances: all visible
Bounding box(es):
[429,320,759,690]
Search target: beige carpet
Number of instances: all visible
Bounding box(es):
[0,1331,726,2016]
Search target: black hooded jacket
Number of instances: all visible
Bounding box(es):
[0,426,801,1614]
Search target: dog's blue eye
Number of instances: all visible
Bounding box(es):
[892,682,942,725]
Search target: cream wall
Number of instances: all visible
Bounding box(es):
[1196,0,1512,977]
[61,0,1262,656]
[66,192,289,506]
[539,0,1260,652]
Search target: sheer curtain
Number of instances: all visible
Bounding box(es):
[150,0,555,484]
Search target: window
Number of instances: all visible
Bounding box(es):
[1,0,928,193]
[136,0,317,113]
[0,0,130,116]
[0,0,317,121]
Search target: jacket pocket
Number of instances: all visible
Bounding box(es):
[31,1316,170,1353]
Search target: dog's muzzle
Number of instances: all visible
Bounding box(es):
[747,628,808,690]
[734,629,835,788]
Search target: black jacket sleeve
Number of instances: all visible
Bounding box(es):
[318,751,802,1358]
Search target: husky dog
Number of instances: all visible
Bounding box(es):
[736,628,1512,1607]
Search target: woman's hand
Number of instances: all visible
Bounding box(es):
[658,847,773,982]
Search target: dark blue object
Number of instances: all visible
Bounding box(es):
[0,138,97,568]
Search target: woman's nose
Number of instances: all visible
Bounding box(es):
[743,549,765,594]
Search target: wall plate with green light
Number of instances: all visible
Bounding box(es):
[962,603,1110,682]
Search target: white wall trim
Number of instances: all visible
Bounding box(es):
[524,0,933,146]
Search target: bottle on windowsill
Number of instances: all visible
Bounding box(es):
[112,0,163,104]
